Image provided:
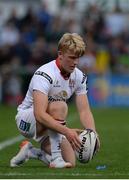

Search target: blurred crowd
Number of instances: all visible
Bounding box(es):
[0,0,129,105]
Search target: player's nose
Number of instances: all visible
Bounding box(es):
[74,59,79,66]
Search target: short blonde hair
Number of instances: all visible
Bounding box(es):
[58,33,86,57]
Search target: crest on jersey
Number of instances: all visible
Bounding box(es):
[61,90,68,98]
[69,79,75,88]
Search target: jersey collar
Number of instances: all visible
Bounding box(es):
[55,57,70,80]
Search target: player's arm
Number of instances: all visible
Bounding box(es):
[33,90,80,149]
[75,94,96,131]
[75,94,100,150]
[75,72,95,131]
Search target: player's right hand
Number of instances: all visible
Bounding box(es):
[64,128,81,151]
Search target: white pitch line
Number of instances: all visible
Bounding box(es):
[0,172,129,177]
[0,135,24,150]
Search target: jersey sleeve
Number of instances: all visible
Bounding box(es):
[75,72,88,95]
[31,70,53,95]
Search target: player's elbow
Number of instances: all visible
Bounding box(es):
[34,110,44,123]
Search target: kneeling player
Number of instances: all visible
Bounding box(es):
[10,33,100,168]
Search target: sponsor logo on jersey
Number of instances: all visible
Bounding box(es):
[48,96,66,102]
[81,73,87,84]
[48,91,68,102]
[35,71,53,84]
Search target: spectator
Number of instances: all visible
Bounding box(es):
[105,6,127,36]
[36,1,52,30]
[78,49,97,74]
[0,22,20,46]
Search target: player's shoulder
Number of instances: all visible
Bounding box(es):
[74,67,88,83]
[75,67,83,75]
[37,60,55,72]
[33,60,55,84]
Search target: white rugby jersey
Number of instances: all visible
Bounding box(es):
[18,59,88,111]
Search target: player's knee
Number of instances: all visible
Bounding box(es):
[47,101,68,120]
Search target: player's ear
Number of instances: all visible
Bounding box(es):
[58,51,62,55]
[58,51,63,59]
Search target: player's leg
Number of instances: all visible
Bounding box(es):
[11,102,72,167]
[10,101,75,168]
[41,136,76,167]
[10,108,49,167]
[42,101,76,167]
[61,137,76,167]
[17,101,75,168]
[46,101,70,168]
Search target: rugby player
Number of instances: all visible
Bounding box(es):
[10,33,100,168]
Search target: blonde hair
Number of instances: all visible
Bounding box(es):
[58,33,86,57]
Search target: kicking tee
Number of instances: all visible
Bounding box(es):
[18,59,88,111]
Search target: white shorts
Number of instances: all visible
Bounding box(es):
[16,108,66,143]
[15,108,46,142]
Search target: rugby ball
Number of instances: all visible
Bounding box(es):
[75,129,97,163]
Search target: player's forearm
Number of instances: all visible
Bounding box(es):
[80,110,96,131]
[34,111,69,135]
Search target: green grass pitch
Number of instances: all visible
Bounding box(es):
[0,104,129,179]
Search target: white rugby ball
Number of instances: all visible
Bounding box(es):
[75,129,97,163]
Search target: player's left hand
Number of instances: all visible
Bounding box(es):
[86,129,100,153]
[96,133,100,152]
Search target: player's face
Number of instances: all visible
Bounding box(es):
[59,51,79,73]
